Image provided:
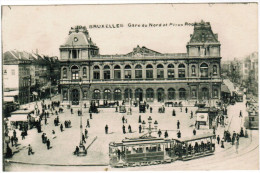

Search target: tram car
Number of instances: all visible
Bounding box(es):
[109,133,215,167]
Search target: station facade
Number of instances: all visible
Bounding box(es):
[59,21,222,106]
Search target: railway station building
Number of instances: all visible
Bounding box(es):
[59,21,222,106]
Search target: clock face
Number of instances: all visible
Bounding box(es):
[74,37,78,42]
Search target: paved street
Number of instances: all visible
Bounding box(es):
[4,93,259,170]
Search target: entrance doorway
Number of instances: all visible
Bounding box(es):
[135,88,143,101]
[157,88,165,102]
[71,89,80,105]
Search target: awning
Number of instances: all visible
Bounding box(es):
[196,113,208,122]
[4,97,14,102]
[9,114,28,122]
[11,109,34,115]
[4,91,19,97]
[221,84,230,93]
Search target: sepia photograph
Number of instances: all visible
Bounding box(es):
[1,3,259,171]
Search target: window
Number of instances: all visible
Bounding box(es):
[178,64,185,78]
[93,89,101,99]
[202,88,209,99]
[104,89,111,100]
[200,63,209,77]
[168,88,175,100]
[11,69,15,75]
[114,65,121,79]
[72,50,78,59]
[146,64,153,79]
[213,65,218,76]
[71,66,79,80]
[135,65,142,79]
[114,89,122,100]
[146,88,154,101]
[124,65,132,79]
[167,64,174,79]
[4,69,7,75]
[104,65,110,80]
[179,88,186,100]
[83,67,87,77]
[157,64,164,79]
[191,65,196,76]
[93,65,100,80]
[83,90,87,99]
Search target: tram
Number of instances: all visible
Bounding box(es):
[109,133,215,167]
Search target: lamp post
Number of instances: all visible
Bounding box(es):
[77,80,87,156]
[142,116,158,137]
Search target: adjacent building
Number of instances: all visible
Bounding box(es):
[59,21,222,106]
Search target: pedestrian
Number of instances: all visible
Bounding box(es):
[85,129,88,137]
[52,130,56,139]
[190,111,193,119]
[239,110,242,117]
[177,130,181,138]
[11,136,14,147]
[123,125,126,134]
[74,146,79,155]
[185,107,188,113]
[139,125,142,133]
[71,108,73,114]
[240,127,244,137]
[82,134,86,143]
[180,107,182,112]
[87,119,90,128]
[60,124,63,132]
[193,129,196,135]
[46,139,50,150]
[217,135,220,144]
[78,109,80,116]
[164,130,168,138]
[122,116,125,124]
[172,109,176,116]
[57,116,59,123]
[28,144,34,155]
[105,125,108,134]
[158,129,162,137]
[41,133,45,143]
[177,120,180,129]
[138,115,142,123]
[45,118,47,125]
[150,107,153,113]
[221,138,225,148]
[13,130,16,139]
[21,131,25,140]
[90,113,92,119]
[128,125,132,133]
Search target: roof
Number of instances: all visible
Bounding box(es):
[126,45,162,56]
[9,114,28,122]
[173,133,215,143]
[188,20,219,44]
[221,84,230,93]
[11,109,34,115]
[4,91,19,97]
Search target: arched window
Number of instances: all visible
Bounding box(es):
[146,64,153,79]
[124,65,132,79]
[213,65,218,76]
[114,65,121,80]
[202,88,209,99]
[200,63,209,77]
[157,88,165,102]
[124,89,132,101]
[157,64,164,79]
[63,68,67,78]
[135,88,143,101]
[213,89,218,98]
[71,66,79,80]
[135,64,142,79]
[83,67,87,77]
[93,65,100,80]
[146,88,154,102]
[179,88,186,100]
[178,64,185,78]
[191,65,196,76]
[168,88,175,100]
[92,89,101,99]
[104,89,111,100]
[104,65,110,80]
[114,89,122,100]
[167,64,174,79]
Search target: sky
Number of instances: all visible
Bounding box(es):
[2,3,258,61]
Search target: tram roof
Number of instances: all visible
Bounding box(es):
[173,133,215,143]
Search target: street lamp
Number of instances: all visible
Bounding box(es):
[142,116,159,137]
[142,120,146,132]
[77,80,87,156]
